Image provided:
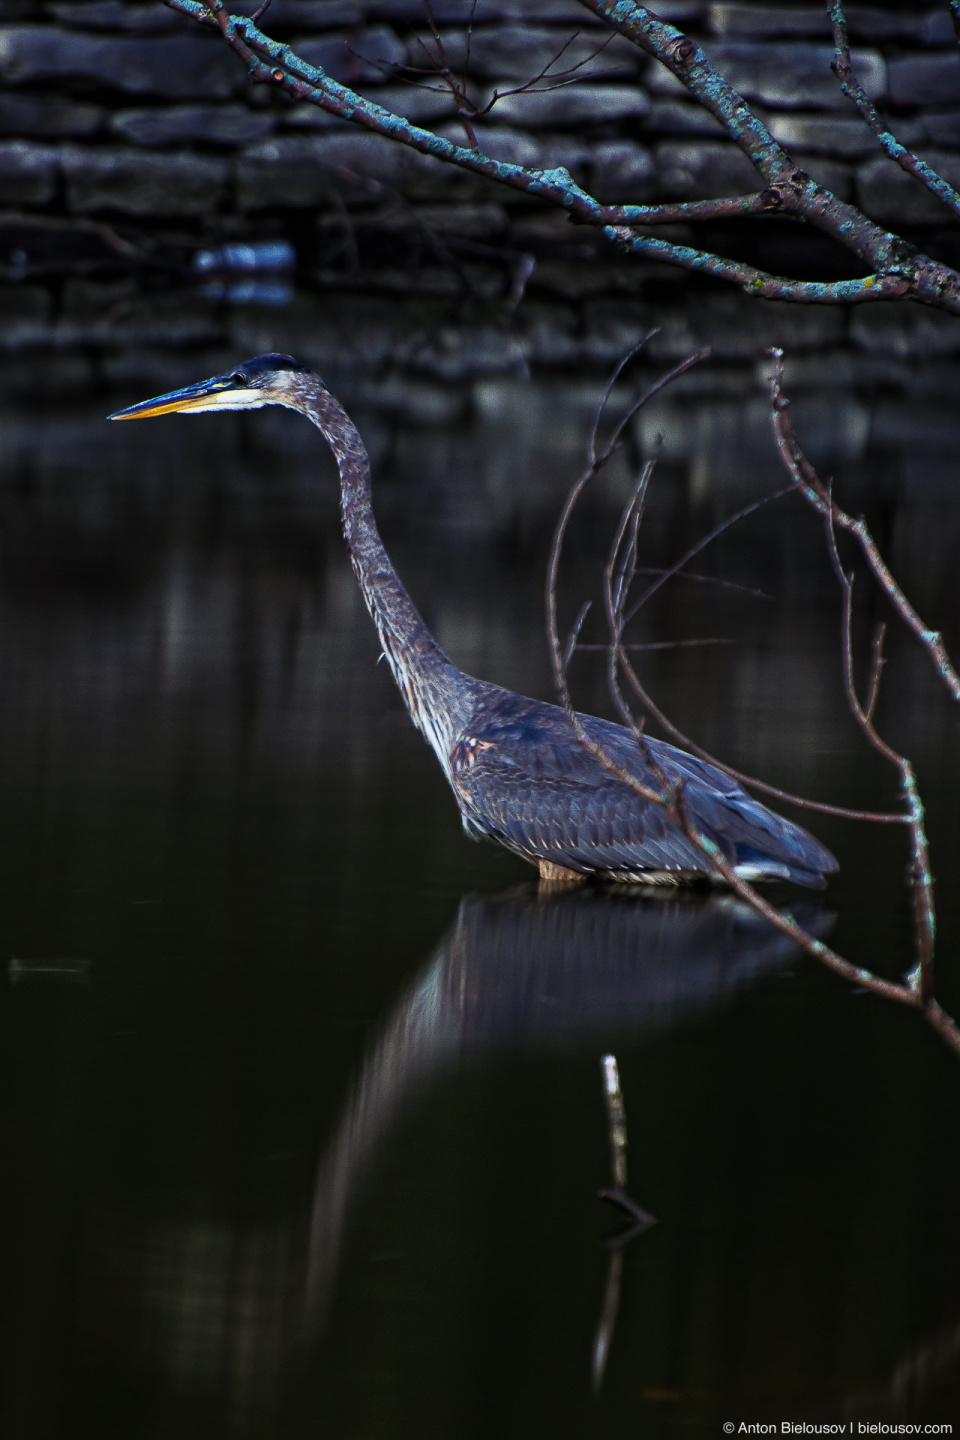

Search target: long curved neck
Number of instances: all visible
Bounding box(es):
[290,376,472,767]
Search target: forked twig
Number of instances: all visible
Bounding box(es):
[768,348,960,705]
[166,0,960,311]
[769,359,944,1001]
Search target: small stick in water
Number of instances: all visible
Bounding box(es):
[592,1054,656,1391]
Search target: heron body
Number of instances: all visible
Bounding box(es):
[110,354,837,890]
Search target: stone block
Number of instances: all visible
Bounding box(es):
[589,139,654,201]
[359,0,608,21]
[236,132,429,208]
[300,84,458,127]
[256,0,378,29]
[888,53,960,109]
[708,5,830,39]
[409,25,643,82]
[279,104,351,132]
[462,124,541,169]
[58,279,223,345]
[63,146,228,215]
[845,7,952,46]
[653,138,757,198]
[293,26,406,86]
[709,5,951,44]
[111,104,274,148]
[923,110,960,147]
[0,283,51,347]
[536,136,591,178]
[0,140,57,205]
[792,154,853,202]
[0,92,102,137]
[646,98,726,137]
[766,113,924,159]
[850,302,960,358]
[46,1,182,30]
[646,41,885,109]
[0,211,138,264]
[374,201,509,237]
[491,83,649,130]
[0,27,241,98]
[857,150,960,223]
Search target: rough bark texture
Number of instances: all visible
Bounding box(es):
[0,0,957,283]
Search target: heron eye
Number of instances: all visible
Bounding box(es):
[231,372,246,385]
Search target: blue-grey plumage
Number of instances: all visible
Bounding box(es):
[110,354,838,890]
[450,688,836,888]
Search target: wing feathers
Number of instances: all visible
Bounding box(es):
[451,691,837,885]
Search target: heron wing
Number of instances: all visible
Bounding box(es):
[451,690,836,885]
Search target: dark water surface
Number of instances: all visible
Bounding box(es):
[1,298,959,1437]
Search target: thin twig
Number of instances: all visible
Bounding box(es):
[829,0,960,218]
[563,601,592,668]
[768,350,960,704]
[612,474,902,822]
[771,372,940,999]
[547,344,960,1062]
[623,485,794,625]
[165,0,960,313]
[633,568,772,601]
[574,637,733,652]
[617,647,902,823]
[416,1,478,149]
[865,621,887,724]
[601,1054,628,1190]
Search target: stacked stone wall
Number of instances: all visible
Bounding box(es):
[0,0,958,278]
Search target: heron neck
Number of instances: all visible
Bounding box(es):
[292,378,469,764]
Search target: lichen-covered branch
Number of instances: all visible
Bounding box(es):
[163,0,960,312]
[828,0,960,219]
[574,0,960,312]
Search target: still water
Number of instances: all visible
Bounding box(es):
[0,293,959,1437]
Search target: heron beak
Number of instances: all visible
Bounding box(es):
[108,377,262,420]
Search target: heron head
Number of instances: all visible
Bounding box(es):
[108,354,312,420]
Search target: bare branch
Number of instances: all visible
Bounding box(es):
[413,3,478,150]
[574,0,960,312]
[470,30,619,122]
[549,344,960,1062]
[767,350,960,704]
[829,0,960,218]
[864,622,887,725]
[632,569,773,601]
[623,485,794,625]
[612,192,785,225]
[574,637,733,652]
[616,648,903,823]
[768,355,942,1001]
[163,0,960,313]
[563,601,592,668]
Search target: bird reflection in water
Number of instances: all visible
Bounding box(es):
[82,884,821,1414]
[304,885,823,1386]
